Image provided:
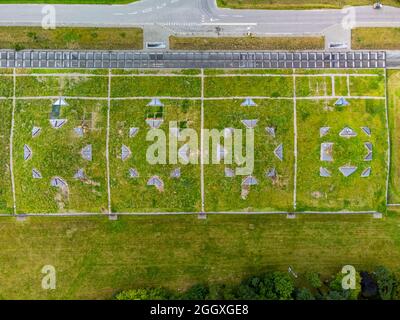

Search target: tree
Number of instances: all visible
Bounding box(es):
[328,271,361,300]
[374,266,397,300]
[115,288,169,300]
[207,284,235,300]
[272,272,294,300]
[306,271,322,289]
[235,276,263,299]
[235,272,294,300]
[259,273,277,300]
[179,284,209,300]
[296,288,315,300]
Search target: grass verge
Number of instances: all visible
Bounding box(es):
[352,28,400,50]
[0,27,143,50]
[170,35,325,51]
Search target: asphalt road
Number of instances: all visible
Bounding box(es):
[0,0,399,36]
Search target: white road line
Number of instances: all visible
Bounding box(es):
[200,68,205,213]
[156,3,166,9]
[201,23,257,26]
[9,68,17,215]
[293,72,298,211]
[384,69,391,206]
[106,69,112,214]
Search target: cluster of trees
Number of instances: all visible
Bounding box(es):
[115,266,399,300]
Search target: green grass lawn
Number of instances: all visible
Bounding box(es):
[13,99,108,213]
[204,76,293,97]
[352,28,400,50]
[0,27,143,50]
[204,99,294,212]
[1,213,400,299]
[0,101,13,214]
[349,75,385,97]
[334,76,349,97]
[109,99,201,212]
[111,76,201,98]
[0,68,398,300]
[388,70,400,203]
[296,98,387,212]
[15,75,108,97]
[296,76,332,97]
[0,69,389,215]
[170,35,325,51]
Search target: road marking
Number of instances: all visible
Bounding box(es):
[201,22,257,26]
[156,3,166,9]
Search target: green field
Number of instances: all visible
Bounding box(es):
[1,213,400,299]
[204,99,294,212]
[204,76,293,97]
[0,68,391,214]
[0,100,13,214]
[13,99,108,213]
[0,67,398,300]
[388,70,400,203]
[296,98,387,212]
[109,99,202,212]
